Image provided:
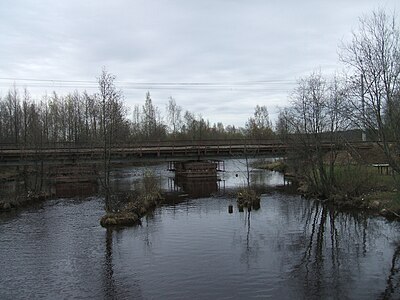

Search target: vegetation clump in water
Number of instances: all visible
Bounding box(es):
[100,170,163,227]
[100,211,140,226]
[237,188,261,211]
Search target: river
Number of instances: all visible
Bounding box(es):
[1,159,400,299]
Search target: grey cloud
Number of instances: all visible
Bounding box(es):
[0,0,398,126]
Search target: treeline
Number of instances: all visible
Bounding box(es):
[0,87,274,147]
[0,88,128,147]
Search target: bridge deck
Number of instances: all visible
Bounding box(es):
[0,141,288,165]
[0,140,373,166]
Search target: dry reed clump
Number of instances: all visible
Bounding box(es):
[237,188,261,210]
[100,212,140,226]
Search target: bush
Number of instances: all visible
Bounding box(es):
[334,165,378,197]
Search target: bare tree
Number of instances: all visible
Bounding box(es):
[275,108,292,140]
[140,92,166,140]
[246,105,273,139]
[142,92,156,139]
[98,68,123,212]
[22,88,30,145]
[285,72,349,196]
[131,104,141,140]
[340,9,400,174]
[183,110,196,139]
[3,85,22,145]
[166,96,182,138]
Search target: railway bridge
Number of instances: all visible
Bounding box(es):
[0,139,371,166]
[0,139,287,166]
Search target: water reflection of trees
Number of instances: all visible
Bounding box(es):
[287,199,394,299]
[231,209,262,270]
[103,228,116,299]
[240,210,258,268]
[380,244,400,299]
[103,228,144,299]
[294,202,347,299]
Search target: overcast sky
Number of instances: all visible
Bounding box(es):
[0,0,398,127]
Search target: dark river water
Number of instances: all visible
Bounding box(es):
[1,159,400,299]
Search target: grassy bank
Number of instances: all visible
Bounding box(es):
[312,165,399,214]
[254,159,400,219]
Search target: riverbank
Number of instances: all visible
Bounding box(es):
[0,164,93,212]
[0,191,52,211]
[255,159,400,219]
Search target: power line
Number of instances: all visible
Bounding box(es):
[0,77,297,86]
[0,77,297,93]
[0,77,96,84]
[0,85,293,93]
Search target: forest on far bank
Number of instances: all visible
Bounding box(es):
[0,83,275,146]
